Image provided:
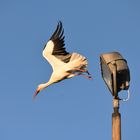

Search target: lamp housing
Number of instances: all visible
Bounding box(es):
[100,52,130,97]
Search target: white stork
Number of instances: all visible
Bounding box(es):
[34,21,92,98]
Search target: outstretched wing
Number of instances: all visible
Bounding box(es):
[43,21,72,71]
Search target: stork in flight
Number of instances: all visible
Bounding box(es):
[34,21,92,98]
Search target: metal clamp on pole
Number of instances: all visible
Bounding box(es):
[113,98,119,113]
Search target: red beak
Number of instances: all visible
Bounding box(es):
[33,89,40,99]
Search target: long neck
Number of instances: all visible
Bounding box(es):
[42,80,54,89]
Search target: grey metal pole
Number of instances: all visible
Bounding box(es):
[112,98,121,140]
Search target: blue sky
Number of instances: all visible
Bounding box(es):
[0,0,140,139]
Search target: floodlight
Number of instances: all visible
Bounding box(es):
[100,52,130,97]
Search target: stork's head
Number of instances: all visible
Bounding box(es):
[33,84,46,99]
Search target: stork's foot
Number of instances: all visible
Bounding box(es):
[86,70,91,75]
[80,74,93,80]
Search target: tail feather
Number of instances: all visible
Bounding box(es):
[65,53,88,71]
[70,53,88,66]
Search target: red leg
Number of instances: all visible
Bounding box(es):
[72,68,87,73]
[80,74,92,80]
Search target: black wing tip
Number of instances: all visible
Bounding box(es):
[50,21,64,40]
[58,20,62,25]
[43,21,65,51]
